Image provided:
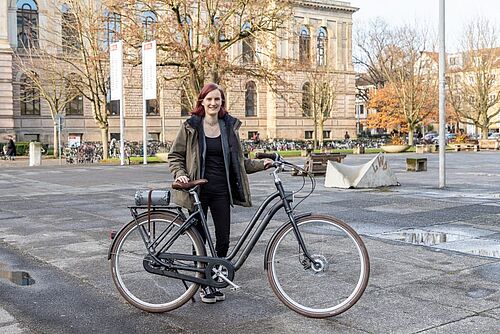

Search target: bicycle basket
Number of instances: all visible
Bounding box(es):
[134,190,170,206]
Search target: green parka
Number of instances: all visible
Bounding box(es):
[168,114,266,211]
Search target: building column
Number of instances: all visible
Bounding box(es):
[0,0,14,136]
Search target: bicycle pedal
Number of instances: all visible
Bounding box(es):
[109,230,117,240]
[230,286,241,291]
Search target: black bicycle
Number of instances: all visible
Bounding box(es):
[108,153,370,318]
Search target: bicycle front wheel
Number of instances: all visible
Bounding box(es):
[267,215,369,318]
[110,211,205,312]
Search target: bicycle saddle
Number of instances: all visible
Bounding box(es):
[172,179,208,190]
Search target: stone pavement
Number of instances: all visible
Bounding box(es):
[0,151,499,333]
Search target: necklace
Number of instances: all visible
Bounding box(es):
[204,118,218,126]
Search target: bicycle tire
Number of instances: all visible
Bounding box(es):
[266,215,369,318]
[110,211,205,312]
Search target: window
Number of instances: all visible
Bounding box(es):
[323,130,331,139]
[468,76,475,84]
[20,74,40,115]
[299,26,310,64]
[356,104,364,115]
[17,0,39,48]
[245,81,257,117]
[107,100,120,116]
[316,27,327,66]
[179,15,193,47]
[149,132,160,141]
[242,23,255,64]
[65,74,83,115]
[105,11,121,48]
[66,95,84,115]
[248,131,258,140]
[110,133,120,141]
[142,11,157,41]
[146,99,159,115]
[305,131,313,139]
[302,82,311,116]
[61,3,79,53]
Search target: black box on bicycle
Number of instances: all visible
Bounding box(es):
[134,190,170,206]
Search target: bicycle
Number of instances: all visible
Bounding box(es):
[108,153,370,318]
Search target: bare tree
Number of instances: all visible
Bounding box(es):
[14,45,80,158]
[302,70,338,149]
[107,0,291,107]
[448,17,500,139]
[356,20,438,144]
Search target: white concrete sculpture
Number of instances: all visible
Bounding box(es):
[324,153,399,188]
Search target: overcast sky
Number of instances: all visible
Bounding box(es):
[349,0,500,51]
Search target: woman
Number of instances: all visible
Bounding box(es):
[168,83,272,304]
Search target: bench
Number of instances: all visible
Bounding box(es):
[406,157,427,172]
[453,144,479,152]
[292,152,346,176]
[479,139,499,150]
[416,144,438,154]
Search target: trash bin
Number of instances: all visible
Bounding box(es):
[29,141,42,166]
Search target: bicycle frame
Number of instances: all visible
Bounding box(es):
[152,165,317,273]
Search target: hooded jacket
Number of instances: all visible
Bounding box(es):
[168,114,265,211]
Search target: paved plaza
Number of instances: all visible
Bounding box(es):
[0,151,499,333]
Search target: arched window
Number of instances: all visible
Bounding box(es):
[316,27,327,66]
[105,11,121,48]
[242,22,255,64]
[65,74,84,115]
[302,82,311,117]
[299,26,310,64]
[142,11,157,41]
[17,0,39,48]
[61,4,79,53]
[20,73,40,115]
[245,81,257,117]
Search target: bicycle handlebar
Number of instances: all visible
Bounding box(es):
[255,152,280,161]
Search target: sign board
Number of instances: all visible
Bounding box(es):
[110,40,123,101]
[142,41,157,100]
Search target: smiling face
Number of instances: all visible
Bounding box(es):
[201,89,222,117]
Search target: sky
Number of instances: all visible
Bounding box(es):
[349,0,500,52]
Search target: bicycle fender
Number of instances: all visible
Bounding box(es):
[263,212,312,270]
[107,209,182,260]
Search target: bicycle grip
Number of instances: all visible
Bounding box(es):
[255,152,279,160]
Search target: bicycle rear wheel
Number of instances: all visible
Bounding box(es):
[266,215,369,318]
[110,211,205,312]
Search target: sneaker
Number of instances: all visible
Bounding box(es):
[199,287,217,304]
[213,288,225,301]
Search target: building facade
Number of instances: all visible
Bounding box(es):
[0,0,359,145]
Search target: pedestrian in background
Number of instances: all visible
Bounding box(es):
[6,136,16,160]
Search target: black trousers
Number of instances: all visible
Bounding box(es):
[194,191,231,258]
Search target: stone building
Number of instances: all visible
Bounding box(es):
[0,0,359,146]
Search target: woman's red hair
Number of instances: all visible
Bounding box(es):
[191,83,228,118]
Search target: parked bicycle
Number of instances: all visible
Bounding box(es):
[108,153,370,318]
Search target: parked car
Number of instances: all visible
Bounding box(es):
[488,132,500,140]
[431,133,456,144]
[423,132,438,143]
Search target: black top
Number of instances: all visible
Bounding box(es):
[203,135,228,194]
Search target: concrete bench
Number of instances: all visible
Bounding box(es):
[416,144,438,154]
[292,152,346,176]
[453,144,479,152]
[406,157,427,172]
[479,139,499,150]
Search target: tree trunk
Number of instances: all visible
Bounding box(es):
[408,127,414,145]
[481,126,489,139]
[101,127,109,160]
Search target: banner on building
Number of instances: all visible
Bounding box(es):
[142,41,157,100]
[110,40,123,101]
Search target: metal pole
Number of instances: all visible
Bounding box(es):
[120,98,125,166]
[58,117,62,165]
[438,0,446,188]
[142,98,147,164]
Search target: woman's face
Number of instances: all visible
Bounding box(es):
[201,89,222,117]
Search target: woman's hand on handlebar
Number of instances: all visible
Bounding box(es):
[175,175,190,183]
[263,159,274,169]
